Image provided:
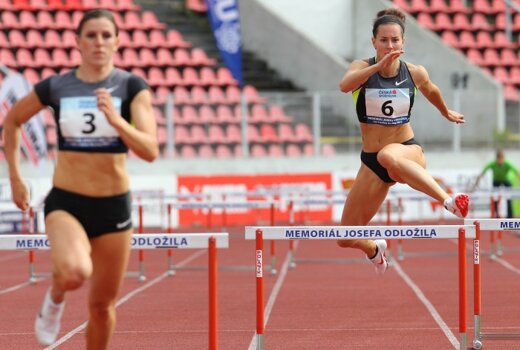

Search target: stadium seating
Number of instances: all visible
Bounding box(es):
[0,0,315,160]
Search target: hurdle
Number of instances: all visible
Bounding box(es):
[464,218,520,350]
[245,224,475,350]
[0,232,229,350]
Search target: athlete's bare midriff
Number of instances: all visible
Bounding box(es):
[360,123,415,152]
[53,151,129,196]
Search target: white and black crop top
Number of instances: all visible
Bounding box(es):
[34,68,148,153]
[352,57,416,126]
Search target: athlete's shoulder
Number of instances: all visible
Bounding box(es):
[404,61,428,87]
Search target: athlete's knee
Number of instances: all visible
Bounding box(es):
[89,300,115,323]
[377,150,398,170]
[54,261,92,291]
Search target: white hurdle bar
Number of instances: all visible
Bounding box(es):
[0,232,229,350]
[464,218,520,350]
[245,225,475,350]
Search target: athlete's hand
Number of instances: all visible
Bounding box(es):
[444,110,465,124]
[10,178,30,211]
[377,49,404,71]
[95,88,123,128]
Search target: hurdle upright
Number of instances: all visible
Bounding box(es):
[0,232,229,350]
[465,218,520,350]
[246,224,475,350]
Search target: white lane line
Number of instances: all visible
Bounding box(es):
[392,260,459,349]
[247,249,292,350]
[45,250,206,349]
[0,278,47,295]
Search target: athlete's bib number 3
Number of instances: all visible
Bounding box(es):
[59,96,122,138]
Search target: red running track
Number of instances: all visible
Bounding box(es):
[1,222,520,349]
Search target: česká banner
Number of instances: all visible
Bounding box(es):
[0,73,47,165]
[205,0,243,86]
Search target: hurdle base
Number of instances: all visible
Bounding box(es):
[481,332,520,339]
[459,332,467,350]
[256,333,264,350]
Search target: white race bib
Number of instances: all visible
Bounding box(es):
[59,96,122,148]
[365,88,410,118]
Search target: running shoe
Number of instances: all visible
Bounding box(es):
[444,193,469,218]
[35,288,65,346]
[367,239,388,275]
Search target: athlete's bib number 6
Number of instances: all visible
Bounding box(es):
[382,100,394,116]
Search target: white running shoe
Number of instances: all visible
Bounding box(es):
[367,239,388,275]
[35,288,65,346]
[444,193,469,218]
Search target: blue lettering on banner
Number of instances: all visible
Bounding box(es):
[284,228,438,239]
[16,239,50,249]
[499,221,520,230]
[131,236,188,248]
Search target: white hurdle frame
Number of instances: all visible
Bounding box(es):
[245,225,475,350]
[464,218,520,350]
[0,232,229,350]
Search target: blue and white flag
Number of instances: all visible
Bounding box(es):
[206,0,243,86]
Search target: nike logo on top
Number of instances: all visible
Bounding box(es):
[395,79,408,86]
[106,86,118,93]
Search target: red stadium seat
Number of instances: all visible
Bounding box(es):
[244,85,267,104]
[433,12,453,31]
[98,0,118,10]
[285,144,302,157]
[165,67,184,86]
[152,87,171,105]
[198,144,214,158]
[510,66,520,85]
[121,48,142,67]
[16,48,36,68]
[226,86,242,104]
[51,48,72,68]
[452,13,472,31]
[294,123,313,143]
[457,31,477,49]
[147,67,167,87]
[149,30,169,48]
[173,86,193,105]
[466,49,484,66]
[132,30,150,48]
[186,0,207,13]
[409,0,431,14]
[303,143,314,156]
[0,48,18,68]
[215,144,232,158]
[174,125,192,145]
[449,0,470,13]
[8,30,27,49]
[208,86,228,104]
[153,106,166,125]
[250,144,267,157]
[123,11,144,30]
[417,13,435,31]
[475,31,494,49]
[55,10,75,30]
[1,11,21,29]
[504,84,520,101]
[216,67,238,86]
[225,124,242,144]
[173,48,193,66]
[118,0,141,11]
[269,104,293,123]
[63,0,83,11]
[0,31,9,49]
[493,31,514,49]
[208,124,227,144]
[216,105,239,124]
[321,144,336,156]
[500,48,516,66]
[138,48,156,66]
[199,67,219,86]
[430,0,449,13]
[180,145,197,157]
[250,104,272,124]
[441,31,459,48]
[199,105,218,124]
[130,67,147,81]
[27,30,46,49]
[43,30,62,49]
[182,67,201,86]
[473,0,494,14]
[493,67,510,83]
[157,48,174,66]
[180,105,200,124]
[267,144,284,157]
[482,48,501,66]
[278,124,297,143]
[41,67,57,79]
[471,13,492,31]
[142,11,166,30]
[260,124,279,143]
[23,68,40,85]
[191,48,217,66]
[190,125,207,144]
[490,0,506,14]
[191,86,208,105]
[247,125,262,143]
[167,30,192,48]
